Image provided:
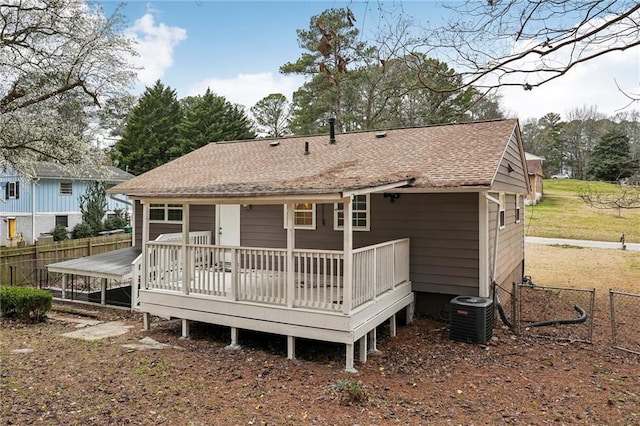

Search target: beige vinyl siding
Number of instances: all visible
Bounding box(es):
[241,193,480,295]
[488,192,525,289]
[492,134,529,193]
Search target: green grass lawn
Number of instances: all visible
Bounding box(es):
[525,179,640,243]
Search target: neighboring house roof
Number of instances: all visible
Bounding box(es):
[111,119,521,199]
[31,161,133,182]
[526,159,544,177]
[525,152,545,161]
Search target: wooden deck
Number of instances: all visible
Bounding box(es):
[139,238,414,371]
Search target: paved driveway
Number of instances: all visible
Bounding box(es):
[526,236,640,251]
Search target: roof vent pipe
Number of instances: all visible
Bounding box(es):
[329,117,336,144]
[304,141,310,155]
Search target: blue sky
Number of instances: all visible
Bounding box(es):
[99,1,640,121]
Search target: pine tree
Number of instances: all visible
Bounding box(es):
[588,128,637,182]
[112,81,182,175]
[178,88,255,153]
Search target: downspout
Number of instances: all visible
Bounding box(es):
[485,193,501,287]
[31,179,38,244]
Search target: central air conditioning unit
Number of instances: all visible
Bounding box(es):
[449,296,494,345]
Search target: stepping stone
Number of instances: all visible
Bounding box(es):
[62,321,133,341]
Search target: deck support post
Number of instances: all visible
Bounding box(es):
[226,327,241,350]
[368,329,381,356]
[390,313,397,337]
[405,299,415,325]
[345,343,357,373]
[287,336,296,360]
[61,274,67,299]
[181,319,190,338]
[359,335,368,363]
[143,312,151,331]
[101,278,107,305]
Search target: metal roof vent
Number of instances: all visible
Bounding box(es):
[329,117,336,144]
[269,141,279,147]
[375,131,387,138]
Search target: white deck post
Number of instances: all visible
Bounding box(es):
[141,202,150,292]
[287,336,296,360]
[227,327,241,350]
[100,278,107,305]
[390,313,397,337]
[182,203,190,295]
[181,319,190,338]
[342,196,353,314]
[345,343,356,373]
[359,335,368,363]
[230,247,237,300]
[368,329,381,355]
[286,202,295,309]
[143,312,151,331]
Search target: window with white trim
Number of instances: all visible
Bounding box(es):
[149,204,183,223]
[6,181,19,199]
[59,181,72,195]
[499,193,505,229]
[284,203,316,229]
[334,194,370,231]
[515,194,521,223]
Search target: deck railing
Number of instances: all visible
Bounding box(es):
[352,238,410,308]
[143,238,409,313]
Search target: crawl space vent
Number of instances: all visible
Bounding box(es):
[449,296,494,345]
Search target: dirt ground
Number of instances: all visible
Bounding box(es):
[1,245,639,425]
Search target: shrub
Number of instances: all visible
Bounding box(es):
[103,208,129,231]
[0,286,52,322]
[51,224,69,241]
[331,379,367,404]
[72,222,94,239]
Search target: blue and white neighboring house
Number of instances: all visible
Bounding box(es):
[1,162,133,246]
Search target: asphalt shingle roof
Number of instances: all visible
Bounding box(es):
[33,162,133,182]
[111,119,520,199]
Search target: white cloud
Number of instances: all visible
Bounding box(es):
[126,12,187,85]
[499,46,640,121]
[187,72,305,109]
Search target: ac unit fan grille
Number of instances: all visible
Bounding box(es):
[449,296,494,345]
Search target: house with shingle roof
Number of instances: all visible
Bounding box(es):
[525,152,545,205]
[110,118,529,371]
[1,162,133,246]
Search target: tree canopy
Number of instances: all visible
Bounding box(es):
[112,81,182,175]
[112,83,255,174]
[587,128,637,181]
[179,88,255,152]
[251,94,291,138]
[281,7,485,135]
[0,0,136,175]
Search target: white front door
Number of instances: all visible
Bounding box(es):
[216,204,240,247]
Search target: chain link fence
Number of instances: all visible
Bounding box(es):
[494,279,595,343]
[610,290,640,355]
[3,259,132,308]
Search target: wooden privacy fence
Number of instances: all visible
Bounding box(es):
[0,234,132,285]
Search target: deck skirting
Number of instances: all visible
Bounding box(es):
[140,282,413,345]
